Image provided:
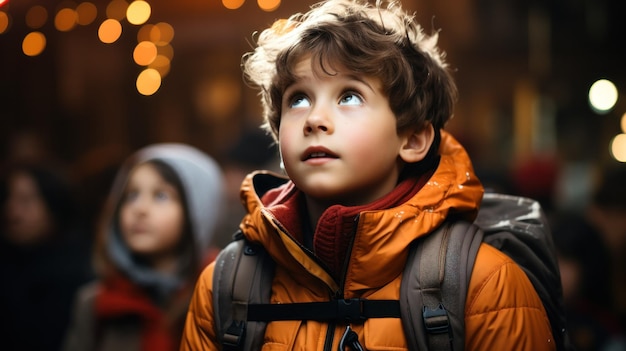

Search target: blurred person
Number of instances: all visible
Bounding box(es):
[510,154,559,218]
[215,128,280,250]
[552,212,625,351]
[0,162,94,351]
[62,143,224,351]
[587,165,626,337]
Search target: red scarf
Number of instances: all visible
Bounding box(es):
[95,274,177,351]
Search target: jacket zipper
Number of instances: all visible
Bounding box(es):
[264,213,339,350]
[323,214,361,351]
[266,211,363,351]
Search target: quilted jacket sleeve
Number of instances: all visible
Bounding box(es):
[180,262,220,351]
[465,243,556,351]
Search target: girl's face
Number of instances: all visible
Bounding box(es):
[119,163,185,259]
[278,57,405,207]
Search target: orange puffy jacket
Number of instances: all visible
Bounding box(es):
[181,131,555,350]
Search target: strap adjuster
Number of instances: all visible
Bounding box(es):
[422,303,450,334]
[223,320,246,351]
[337,298,366,322]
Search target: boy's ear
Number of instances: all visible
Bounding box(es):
[398,124,435,163]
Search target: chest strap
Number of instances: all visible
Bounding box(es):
[247,298,400,323]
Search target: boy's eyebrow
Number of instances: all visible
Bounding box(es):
[285,69,378,94]
[344,73,377,93]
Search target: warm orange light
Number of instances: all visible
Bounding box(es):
[258,0,280,12]
[136,68,161,95]
[55,8,77,32]
[157,44,174,60]
[106,0,128,21]
[127,1,151,25]
[610,134,626,162]
[133,41,157,66]
[76,2,97,26]
[152,22,174,45]
[26,5,47,29]
[22,31,46,56]
[149,55,171,77]
[98,19,122,43]
[0,11,10,34]
[222,0,245,10]
[137,24,153,42]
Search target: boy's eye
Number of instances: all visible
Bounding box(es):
[289,94,311,108]
[339,93,363,106]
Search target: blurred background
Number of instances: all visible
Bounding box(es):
[1,0,625,218]
[1,0,625,222]
[1,1,626,350]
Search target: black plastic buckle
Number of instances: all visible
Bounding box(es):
[222,320,246,351]
[337,298,366,322]
[422,303,450,334]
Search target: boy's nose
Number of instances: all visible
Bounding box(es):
[303,106,334,135]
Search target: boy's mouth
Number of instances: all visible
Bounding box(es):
[308,152,330,159]
[302,147,338,161]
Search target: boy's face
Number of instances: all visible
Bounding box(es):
[278,57,406,206]
[119,163,185,260]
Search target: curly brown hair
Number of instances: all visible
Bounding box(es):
[242,0,458,141]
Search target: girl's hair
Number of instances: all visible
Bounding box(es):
[242,0,458,141]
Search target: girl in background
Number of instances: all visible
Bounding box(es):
[63,143,224,351]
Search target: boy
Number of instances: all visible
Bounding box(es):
[181,0,555,349]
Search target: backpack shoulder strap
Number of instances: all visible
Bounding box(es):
[400,220,483,351]
[212,230,275,351]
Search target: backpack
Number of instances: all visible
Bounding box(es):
[212,192,574,350]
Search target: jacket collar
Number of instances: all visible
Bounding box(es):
[238,131,483,292]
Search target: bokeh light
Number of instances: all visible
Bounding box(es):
[258,0,281,12]
[157,44,173,60]
[55,8,77,32]
[610,134,626,162]
[22,31,46,56]
[223,0,245,10]
[133,41,157,66]
[76,2,98,26]
[25,5,47,29]
[0,11,10,34]
[136,68,161,95]
[98,18,122,43]
[149,55,171,77]
[152,22,174,45]
[127,1,151,25]
[136,23,153,42]
[589,79,618,113]
[106,0,128,21]
[621,113,626,133]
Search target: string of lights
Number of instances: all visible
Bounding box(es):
[0,0,283,96]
